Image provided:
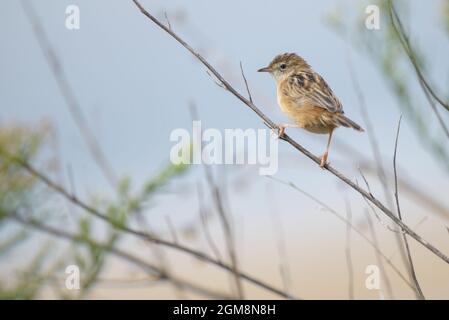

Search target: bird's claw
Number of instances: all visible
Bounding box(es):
[270,125,285,138]
[276,125,285,138]
[319,153,329,168]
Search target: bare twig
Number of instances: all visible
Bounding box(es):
[10,214,230,299]
[388,0,449,113]
[130,0,449,264]
[197,182,223,263]
[356,174,405,235]
[267,176,414,290]
[204,167,244,299]
[188,102,244,298]
[359,162,449,222]
[356,169,403,233]
[134,208,186,299]
[350,64,395,205]
[66,164,77,198]
[165,215,179,244]
[344,200,354,299]
[336,139,449,222]
[1,151,292,299]
[164,12,172,31]
[392,3,449,140]
[349,62,412,278]
[393,116,425,299]
[418,77,449,139]
[357,168,374,197]
[21,1,117,188]
[206,70,226,89]
[266,183,292,296]
[365,211,395,299]
[239,61,253,103]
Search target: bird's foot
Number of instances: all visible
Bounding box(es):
[270,124,286,138]
[319,152,329,168]
[277,125,286,138]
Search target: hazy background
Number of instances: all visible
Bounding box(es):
[1,0,449,299]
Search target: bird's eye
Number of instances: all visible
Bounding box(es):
[280,64,287,70]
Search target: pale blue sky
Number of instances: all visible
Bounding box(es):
[2,0,449,299]
[1,0,448,231]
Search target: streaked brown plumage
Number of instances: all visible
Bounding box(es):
[258,53,364,167]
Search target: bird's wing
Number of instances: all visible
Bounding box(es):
[286,72,343,113]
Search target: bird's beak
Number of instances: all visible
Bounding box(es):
[257,66,271,73]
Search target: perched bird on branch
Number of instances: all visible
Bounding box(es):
[258,53,364,167]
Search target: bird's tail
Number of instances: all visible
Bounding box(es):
[336,114,364,132]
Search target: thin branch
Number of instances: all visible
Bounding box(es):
[266,183,292,296]
[165,215,179,244]
[66,163,77,198]
[359,190,404,234]
[344,200,354,300]
[356,169,403,233]
[388,0,449,113]
[133,207,186,299]
[239,61,253,103]
[267,176,414,290]
[393,116,425,299]
[350,63,395,207]
[365,211,395,299]
[357,168,374,197]
[130,0,449,264]
[0,151,293,299]
[336,139,449,222]
[21,0,117,188]
[164,12,172,31]
[418,76,449,139]
[197,182,223,263]
[10,214,230,299]
[204,166,244,299]
[401,8,449,140]
[359,161,449,223]
[206,70,227,89]
[349,62,412,277]
[356,170,403,233]
[188,102,244,298]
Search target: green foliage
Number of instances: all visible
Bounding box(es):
[443,0,449,36]
[74,162,187,297]
[0,124,50,214]
[0,230,28,255]
[0,241,52,300]
[0,123,53,299]
[0,121,189,299]
[131,162,188,212]
[326,0,449,171]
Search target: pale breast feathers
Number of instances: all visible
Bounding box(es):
[284,72,343,113]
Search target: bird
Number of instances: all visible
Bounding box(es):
[258,53,364,167]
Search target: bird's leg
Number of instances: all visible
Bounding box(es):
[275,123,301,138]
[320,129,334,168]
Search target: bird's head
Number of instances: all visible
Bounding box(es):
[258,53,310,82]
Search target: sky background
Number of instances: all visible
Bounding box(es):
[1,0,449,299]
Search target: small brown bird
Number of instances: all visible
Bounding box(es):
[258,53,364,167]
